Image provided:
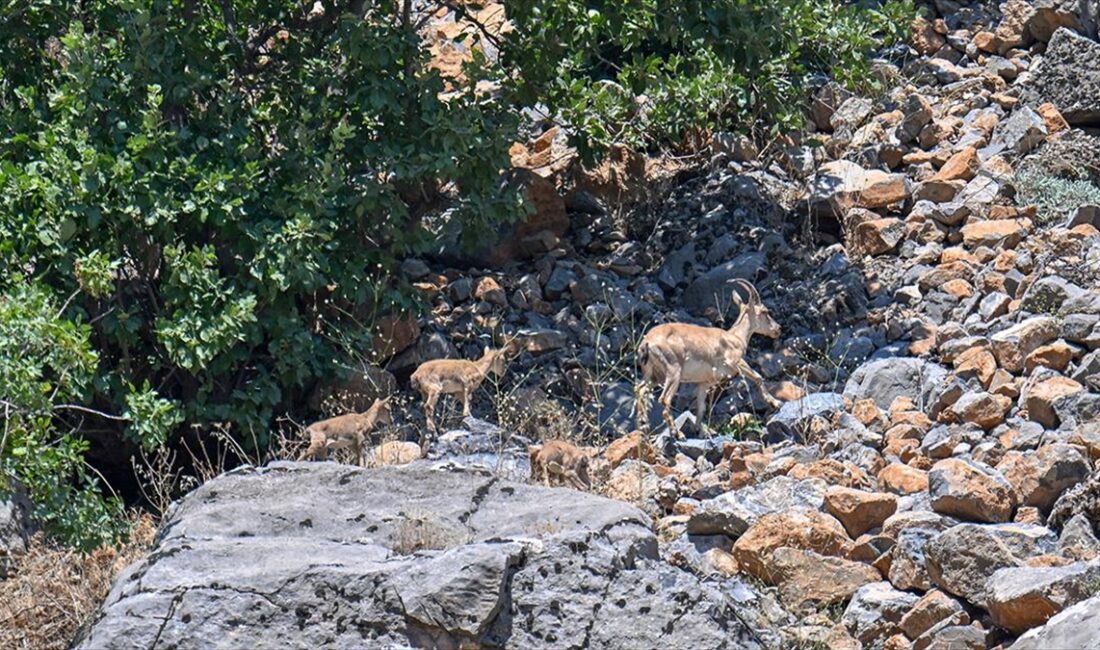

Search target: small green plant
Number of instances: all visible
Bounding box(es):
[1015,171,1100,224]
[715,413,765,440]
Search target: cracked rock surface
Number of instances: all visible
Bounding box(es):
[74,462,762,649]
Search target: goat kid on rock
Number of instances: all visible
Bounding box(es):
[638,279,782,436]
[299,397,393,467]
[528,440,593,490]
[410,341,518,444]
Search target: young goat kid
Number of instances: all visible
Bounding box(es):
[638,280,782,435]
[410,342,515,439]
[528,440,592,490]
[299,397,393,466]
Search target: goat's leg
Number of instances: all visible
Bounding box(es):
[460,388,472,417]
[298,440,319,462]
[424,391,440,434]
[737,360,781,410]
[695,382,714,431]
[659,368,682,437]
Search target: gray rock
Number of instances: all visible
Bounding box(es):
[767,392,846,436]
[1050,472,1100,532]
[1020,28,1100,126]
[1011,594,1100,649]
[986,560,1100,634]
[681,252,767,318]
[841,581,920,643]
[1059,514,1100,559]
[76,463,763,649]
[889,527,937,591]
[925,523,1058,606]
[0,488,33,578]
[843,357,949,410]
[981,107,1047,158]
[687,476,827,537]
[1021,276,1085,314]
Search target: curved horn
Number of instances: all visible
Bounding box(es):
[730,279,759,305]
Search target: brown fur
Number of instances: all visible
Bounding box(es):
[299,397,394,466]
[528,440,592,490]
[638,280,781,435]
[410,343,516,440]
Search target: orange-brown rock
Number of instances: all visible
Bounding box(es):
[933,146,980,182]
[825,487,899,538]
[1037,102,1069,135]
[1025,376,1083,428]
[732,509,853,582]
[960,218,1030,249]
[955,347,998,387]
[604,430,657,468]
[1024,340,1076,373]
[929,458,1016,523]
[899,590,970,640]
[852,399,883,427]
[878,463,930,495]
[789,459,873,488]
[770,548,881,610]
[991,316,1059,374]
[947,391,1011,430]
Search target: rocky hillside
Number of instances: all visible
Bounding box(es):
[70,0,1100,648]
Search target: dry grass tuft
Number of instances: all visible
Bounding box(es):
[0,514,157,650]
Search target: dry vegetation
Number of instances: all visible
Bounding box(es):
[0,514,157,649]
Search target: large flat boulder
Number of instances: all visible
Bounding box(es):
[75,463,763,649]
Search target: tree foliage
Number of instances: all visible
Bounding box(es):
[504,0,916,157]
[0,0,520,547]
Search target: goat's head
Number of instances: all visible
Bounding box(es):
[483,347,510,377]
[372,396,395,426]
[732,280,781,339]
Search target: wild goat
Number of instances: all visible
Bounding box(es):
[528,440,592,490]
[410,341,517,438]
[299,397,393,466]
[638,279,782,435]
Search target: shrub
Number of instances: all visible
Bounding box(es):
[1014,171,1100,224]
[0,1,521,543]
[503,0,917,157]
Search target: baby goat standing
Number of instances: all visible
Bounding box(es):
[638,280,782,435]
[528,440,592,490]
[410,342,515,439]
[299,397,393,466]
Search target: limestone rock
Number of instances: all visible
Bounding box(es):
[841,581,920,644]
[76,463,764,649]
[929,458,1016,523]
[824,486,898,537]
[688,476,827,538]
[925,523,1058,605]
[986,561,1100,633]
[732,508,853,582]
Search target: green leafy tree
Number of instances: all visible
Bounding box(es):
[0,0,521,547]
[503,0,916,157]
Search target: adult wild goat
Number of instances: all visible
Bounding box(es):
[638,279,782,435]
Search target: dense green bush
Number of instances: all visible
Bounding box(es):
[0,0,913,548]
[0,0,520,548]
[504,0,916,157]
